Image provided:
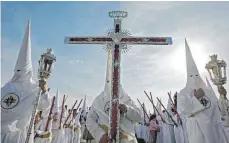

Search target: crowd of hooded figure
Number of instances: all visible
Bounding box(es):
[1,19,229,143]
[134,92,189,143]
[33,102,89,143]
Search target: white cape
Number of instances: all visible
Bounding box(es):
[178,88,229,143]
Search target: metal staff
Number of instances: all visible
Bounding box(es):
[144,91,164,122]
[156,97,178,127]
[25,48,56,143]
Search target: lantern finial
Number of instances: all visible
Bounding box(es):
[210,54,217,61]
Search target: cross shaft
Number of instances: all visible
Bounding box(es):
[64,11,173,143]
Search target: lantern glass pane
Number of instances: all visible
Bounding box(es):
[209,69,216,79]
[44,60,48,71]
[221,67,226,78]
[47,64,51,72]
[217,66,222,79]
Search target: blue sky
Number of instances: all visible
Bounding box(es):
[1,1,121,106]
[2,1,229,111]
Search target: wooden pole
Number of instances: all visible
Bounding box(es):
[59,95,66,129]
[156,97,178,127]
[45,96,56,131]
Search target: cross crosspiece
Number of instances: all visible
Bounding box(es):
[64,11,173,142]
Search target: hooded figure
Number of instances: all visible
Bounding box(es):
[34,106,53,143]
[1,19,51,143]
[51,89,65,143]
[160,98,175,143]
[63,109,74,143]
[73,112,81,143]
[154,99,163,143]
[79,95,87,142]
[86,47,142,143]
[177,39,228,143]
[141,104,150,143]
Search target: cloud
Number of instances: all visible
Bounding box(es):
[2,2,229,113]
[120,1,229,111]
[68,60,84,64]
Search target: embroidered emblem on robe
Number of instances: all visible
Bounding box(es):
[104,101,110,115]
[1,93,20,109]
[199,96,211,109]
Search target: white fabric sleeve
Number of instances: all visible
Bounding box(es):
[38,91,51,111]
[16,114,31,130]
[35,119,50,135]
[177,90,205,116]
[125,99,143,122]
[86,106,106,143]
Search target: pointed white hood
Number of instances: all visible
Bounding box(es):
[11,19,33,82]
[81,95,87,117]
[205,76,218,98]
[104,47,125,97]
[205,77,214,91]
[54,89,60,113]
[166,97,173,111]
[185,39,206,90]
[104,48,113,96]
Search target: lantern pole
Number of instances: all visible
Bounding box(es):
[205,54,228,125]
[25,48,56,143]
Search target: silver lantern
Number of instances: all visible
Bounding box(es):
[25,48,56,143]
[205,54,227,86]
[38,48,56,79]
[206,54,229,126]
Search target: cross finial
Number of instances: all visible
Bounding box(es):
[109,11,128,19]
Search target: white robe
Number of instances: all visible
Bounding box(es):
[142,124,150,143]
[172,114,186,143]
[156,124,163,143]
[134,123,142,139]
[64,115,74,143]
[177,88,229,143]
[86,88,142,143]
[34,109,53,143]
[80,122,86,142]
[178,113,189,143]
[1,87,50,143]
[51,114,65,143]
[80,115,86,135]
[161,113,175,143]
[73,117,81,143]
[153,116,163,143]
